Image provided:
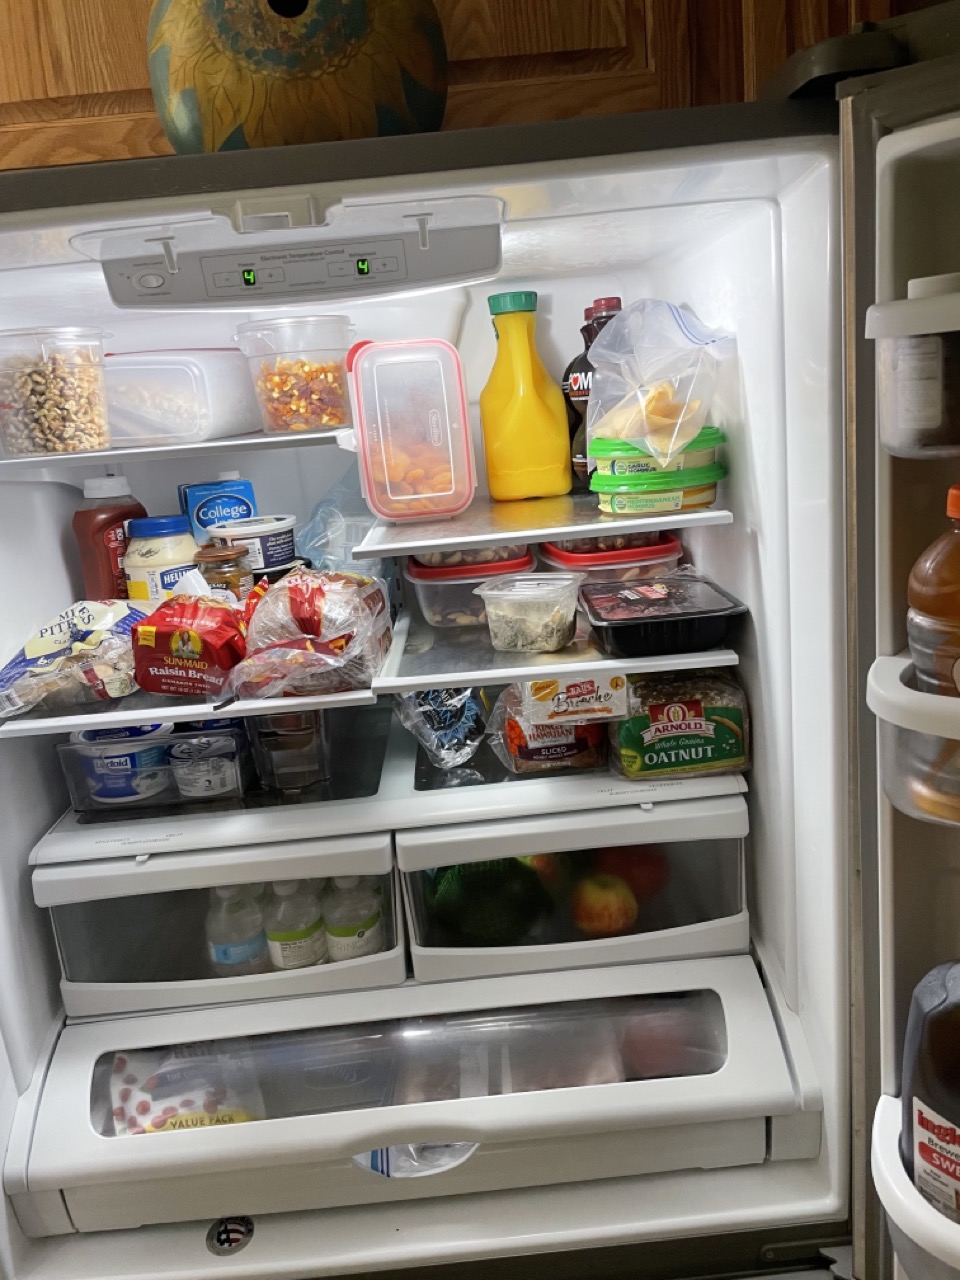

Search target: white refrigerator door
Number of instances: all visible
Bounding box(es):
[842,51,960,1280]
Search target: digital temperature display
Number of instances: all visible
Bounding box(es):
[356,258,371,276]
[242,269,257,286]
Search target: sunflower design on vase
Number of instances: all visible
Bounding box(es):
[148,0,448,153]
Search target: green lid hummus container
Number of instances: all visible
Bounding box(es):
[590,461,726,515]
[588,426,725,477]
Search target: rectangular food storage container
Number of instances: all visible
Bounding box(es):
[539,533,682,584]
[415,544,528,568]
[104,350,261,445]
[58,727,251,813]
[32,836,403,1017]
[554,532,661,553]
[588,427,724,476]
[235,316,352,434]
[404,550,534,628]
[475,572,584,653]
[397,795,748,982]
[0,327,109,458]
[349,338,476,521]
[580,574,747,658]
[590,462,726,516]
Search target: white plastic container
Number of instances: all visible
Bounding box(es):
[209,514,297,571]
[475,572,584,653]
[104,350,261,445]
[235,316,352,434]
[404,550,535,627]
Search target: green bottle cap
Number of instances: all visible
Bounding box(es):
[488,291,538,315]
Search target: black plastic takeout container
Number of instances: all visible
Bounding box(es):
[580,575,748,658]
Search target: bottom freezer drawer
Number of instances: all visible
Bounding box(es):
[62,1117,766,1233]
[16,957,817,1237]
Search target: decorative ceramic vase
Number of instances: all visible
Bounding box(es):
[148,0,448,153]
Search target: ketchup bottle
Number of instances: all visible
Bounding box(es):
[72,475,147,600]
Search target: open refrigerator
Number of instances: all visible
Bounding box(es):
[0,19,957,1280]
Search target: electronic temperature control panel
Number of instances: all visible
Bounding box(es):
[102,225,501,308]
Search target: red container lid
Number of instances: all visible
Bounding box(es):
[406,550,535,581]
[540,533,681,570]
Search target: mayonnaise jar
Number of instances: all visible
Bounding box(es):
[123,515,199,604]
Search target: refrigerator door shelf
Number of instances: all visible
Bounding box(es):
[374,613,738,696]
[19,956,811,1237]
[867,654,960,828]
[33,714,747,865]
[873,1093,960,1280]
[352,492,733,561]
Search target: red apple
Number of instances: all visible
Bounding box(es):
[571,874,638,938]
[594,846,669,903]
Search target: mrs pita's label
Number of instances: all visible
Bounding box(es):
[521,675,627,723]
[913,1098,960,1221]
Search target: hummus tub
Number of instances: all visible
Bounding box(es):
[588,427,724,476]
[590,462,726,515]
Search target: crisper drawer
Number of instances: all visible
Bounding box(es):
[32,835,404,1017]
[14,957,812,1236]
[396,795,748,982]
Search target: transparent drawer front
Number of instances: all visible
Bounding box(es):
[50,872,401,1014]
[402,840,745,981]
[92,989,726,1137]
[880,718,960,826]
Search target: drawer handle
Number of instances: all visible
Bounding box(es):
[352,1141,478,1179]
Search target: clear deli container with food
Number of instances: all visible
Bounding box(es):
[475,572,584,653]
[105,349,262,446]
[348,338,476,521]
[580,574,747,658]
[590,462,726,516]
[58,726,250,813]
[235,316,352,434]
[539,533,682,585]
[588,427,724,476]
[405,550,535,628]
[0,327,109,457]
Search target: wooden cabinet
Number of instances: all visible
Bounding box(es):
[0,0,945,170]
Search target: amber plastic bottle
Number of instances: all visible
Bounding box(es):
[72,476,147,600]
[908,484,960,695]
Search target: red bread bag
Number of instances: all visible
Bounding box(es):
[133,595,247,697]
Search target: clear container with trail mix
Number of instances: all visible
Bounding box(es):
[404,550,535,628]
[235,316,352,435]
[416,543,527,569]
[0,327,109,457]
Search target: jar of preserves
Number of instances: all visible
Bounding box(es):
[194,544,255,603]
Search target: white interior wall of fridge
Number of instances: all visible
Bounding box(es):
[0,134,847,1272]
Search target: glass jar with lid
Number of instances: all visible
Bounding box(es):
[194,544,255,603]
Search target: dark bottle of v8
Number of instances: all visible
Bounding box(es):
[561,296,622,492]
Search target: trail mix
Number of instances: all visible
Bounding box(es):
[255,357,348,432]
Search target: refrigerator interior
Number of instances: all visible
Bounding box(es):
[868,112,960,1280]
[0,130,847,1277]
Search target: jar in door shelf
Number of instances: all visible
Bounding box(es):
[0,327,109,457]
[235,316,351,434]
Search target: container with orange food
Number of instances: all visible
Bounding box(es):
[349,339,476,522]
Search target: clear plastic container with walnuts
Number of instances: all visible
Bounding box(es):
[0,328,109,457]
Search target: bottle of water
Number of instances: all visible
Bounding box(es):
[324,876,384,962]
[205,885,270,978]
[264,880,327,970]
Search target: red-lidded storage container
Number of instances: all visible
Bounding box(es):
[405,551,535,627]
[349,339,476,522]
[539,533,683,584]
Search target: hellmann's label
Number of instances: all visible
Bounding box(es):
[613,697,746,777]
[913,1098,960,1221]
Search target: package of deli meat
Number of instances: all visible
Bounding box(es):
[132,595,247,697]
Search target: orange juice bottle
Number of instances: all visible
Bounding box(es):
[479,292,572,501]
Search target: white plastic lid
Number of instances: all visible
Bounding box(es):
[83,476,132,499]
[272,880,300,895]
[474,572,585,602]
[334,876,360,889]
[218,470,241,481]
[214,886,241,900]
